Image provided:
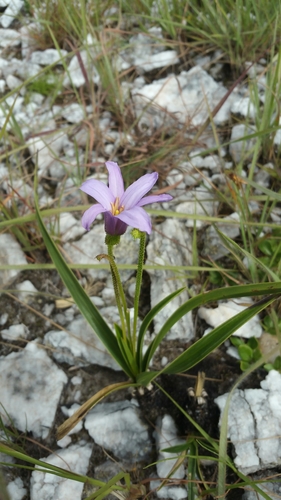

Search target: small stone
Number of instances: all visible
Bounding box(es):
[7,478,27,500]
[202,212,240,260]
[63,50,100,87]
[147,218,194,341]
[30,443,92,500]
[0,0,24,28]
[199,297,262,339]
[0,28,20,47]
[0,342,67,438]
[30,48,68,66]
[0,233,28,285]
[85,399,152,462]
[1,323,29,340]
[229,124,257,163]
[231,96,256,119]
[16,280,38,302]
[61,103,84,123]
[216,370,281,474]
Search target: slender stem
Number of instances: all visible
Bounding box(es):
[107,245,132,344]
[133,231,146,354]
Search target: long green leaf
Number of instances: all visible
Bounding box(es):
[142,282,281,370]
[34,183,132,377]
[138,293,279,384]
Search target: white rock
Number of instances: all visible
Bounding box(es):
[6,74,23,93]
[0,342,67,438]
[61,103,84,123]
[199,297,262,339]
[85,400,151,461]
[175,186,219,228]
[147,218,194,341]
[252,162,273,193]
[0,28,20,47]
[0,233,28,285]
[57,435,72,448]
[30,48,68,66]
[63,224,140,281]
[16,60,41,80]
[27,130,68,175]
[229,124,257,162]
[61,404,83,434]
[30,443,92,500]
[0,313,8,325]
[116,28,179,73]
[231,96,256,119]
[132,66,233,129]
[63,50,100,87]
[216,370,281,474]
[44,315,120,370]
[151,415,187,499]
[51,212,85,241]
[202,211,241,260]
[7,477,27,500]
[0,0,24,28]
[16,280,38,302]
[0,78,5,92]
[155,415,186,479]
[1,323,29,340]
[202,212,240,260]
[273,116,281,146]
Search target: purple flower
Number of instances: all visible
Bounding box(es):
[80,161,173,235]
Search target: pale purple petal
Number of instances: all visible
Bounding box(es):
[120,172,158,209]
[137,194,173,207]
[116,206,152,234]
[104,212,127,236]
[80,179,114,210]
[81,204,107,230]
[105,161,124,199]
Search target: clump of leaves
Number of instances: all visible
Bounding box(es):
[257,229,281,278]
[27,72,60,96]
[231,336,262,371]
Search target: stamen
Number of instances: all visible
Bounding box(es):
[110,197,124,216]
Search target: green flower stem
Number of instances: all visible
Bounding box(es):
[107,245,132,346]
[132,231,146,354]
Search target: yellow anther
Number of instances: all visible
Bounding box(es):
[110,197,124,216]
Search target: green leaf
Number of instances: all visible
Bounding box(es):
[141,281,281,371]
[258,239,274,257]
[240,361,251,371]
[247,337,259,350]
[34,178,132,378]
[273,356,281,371]
[238,344,253,362]
[264,363,274,371]
[137,294,279,385]
[230,337,244,347]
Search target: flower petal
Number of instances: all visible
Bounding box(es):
[81,204,107,230]
[116,206,152,234]
[80,178,114,210]
[105,161,124,199]
[137,194,173,207]
[104,212,127,236]
[120,172,158,209]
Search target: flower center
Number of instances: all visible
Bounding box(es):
[110,197,124,216]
